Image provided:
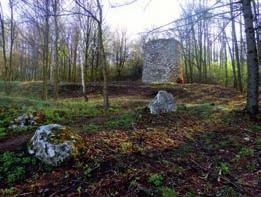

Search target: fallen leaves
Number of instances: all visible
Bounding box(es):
[0,83,260,196]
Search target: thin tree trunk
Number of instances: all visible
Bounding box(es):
[73,42,78,83]
[42,0,50,100]
[53,0,59,99]
[230,0,243,91]
[242,0,259,115]
[9,0,14,82]
[97,0,109,111]
[188,37,193,83]
[224,44,228,87]
[0,3,10,94]
[225,31,238,89]
[68,49,72,81]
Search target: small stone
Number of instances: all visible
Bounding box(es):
[243,135,250,141]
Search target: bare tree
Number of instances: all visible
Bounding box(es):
[75,0,109,110]
[52,0,60,99]
[230,0,243,91]
[9,0,15,82]
[97,0,109,110]
[0,0,16,94]
[112,30,128,79]
[42,0,51,100]
[77,1,96,101]
[0,2,9,94]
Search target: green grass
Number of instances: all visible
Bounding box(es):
[183,103,229,119]
[0,95,103,121]
[252,124,261,132]
[0,79,150,139]
[256,137,261,149]
[0,95,105,136]
[0,126,7,136]
[0,91,142,136]
[104,111,136,129]
[0,81,43,99]
[0,105,27,137]
[82,123,99,133]
[238,147,255,157]
[160,187,177,197]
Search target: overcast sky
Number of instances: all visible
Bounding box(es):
[0,0,182,40]
[104,0,182,39]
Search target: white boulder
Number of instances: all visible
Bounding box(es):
[28,124,84,166]
[148,90,176,114]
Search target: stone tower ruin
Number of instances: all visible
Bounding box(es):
[142,38,182,83]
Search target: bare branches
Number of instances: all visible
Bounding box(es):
[142,0,242,36]
[75,0,99,22]
[109,0,139,8]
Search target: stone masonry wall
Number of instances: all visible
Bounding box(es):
[142,39,182,83]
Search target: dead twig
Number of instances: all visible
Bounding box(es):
[220,175,250,195]
[16,192,34,196]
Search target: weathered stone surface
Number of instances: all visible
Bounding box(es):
[28,124,85,166]
[148,91,176,114]
[9,112,45,129]
[142,38,182,83]
[9,113,36,129]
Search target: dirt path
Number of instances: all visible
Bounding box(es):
[59,82,243,105]
[0,133,33,152]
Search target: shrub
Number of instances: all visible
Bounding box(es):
[238,147,254,157]
[148,174,164,187]
[218,162,230,175]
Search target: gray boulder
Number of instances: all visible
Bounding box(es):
[28,124,85,166]
[148,90,176,114]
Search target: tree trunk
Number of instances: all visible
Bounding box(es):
[72,37,78,83]
[97,0,109,111]
[242,0,259,115]
[225,31,238,89]
[230,0,243,91]
[224,44,228,87]
[0,3,10,94]
[9,0,15,82]
[53,0,59,100]
[42,0,50,100]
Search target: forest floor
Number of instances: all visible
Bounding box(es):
[0,81,260,196]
